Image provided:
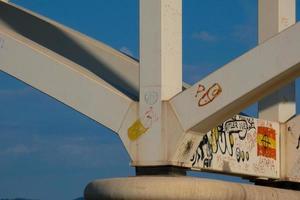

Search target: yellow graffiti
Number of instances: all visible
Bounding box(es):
[210,128,219,152]
[229,134,235,146]
[257,134,276,149]
[128,119,149,141]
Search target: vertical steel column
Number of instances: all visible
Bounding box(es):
[258,0,296,123]
[138,0,182,165]
[257,0,296,187]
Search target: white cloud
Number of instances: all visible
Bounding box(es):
[192,31,218,42]
[1,144,36,156]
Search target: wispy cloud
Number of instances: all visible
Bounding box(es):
[1,144,36,156]
[0,131,128,169]
[192,31,218,42]
[120,46,134,57]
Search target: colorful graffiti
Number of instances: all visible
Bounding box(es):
[128,106,158,141]
[195,83,222,107]
[257,126,276,160]
[189,116,280,178]
[191,115,255,167]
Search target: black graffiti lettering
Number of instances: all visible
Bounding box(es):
[236,148,249,163]
[212,125,234,156]
[297,135,300,150]
[236,148,241,162]
[241,151,245,162]
[204,158,212,168]
[225,116,255,140]
[191,135,213,167]
[191,115,254,167]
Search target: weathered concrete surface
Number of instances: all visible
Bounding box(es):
[84,176,300,200]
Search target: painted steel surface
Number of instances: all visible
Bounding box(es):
[285,116,300,182]
[2,0,300,184]
[0,26,134,133]
[171,22,300,133]
[258,0,296,123]
[0,1,140,100]
[173,115,280,179]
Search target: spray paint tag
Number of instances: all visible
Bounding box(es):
[128,119,149,141]
[257,126,276,160]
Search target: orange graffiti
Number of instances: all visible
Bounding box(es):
[195,83,222,106]
[257,126,276,160]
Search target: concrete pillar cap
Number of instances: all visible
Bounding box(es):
[85,176,300,200]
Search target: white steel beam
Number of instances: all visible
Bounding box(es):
[284,115,300,182]
[175,115,281,179]
[0,1,191,101]
[132,0,182,164]
[171,22,300,133]
[0,26,135,134]
[140,0,182,101]
[0,1,139,99]
[258,0,296,123]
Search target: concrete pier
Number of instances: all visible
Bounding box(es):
[84,176,300,200]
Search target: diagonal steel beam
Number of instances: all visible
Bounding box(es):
[0,1,190,101]
[0,26,135,133]
[0,1,140,100]
[171,22,300,133]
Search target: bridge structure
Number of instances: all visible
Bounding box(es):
[1,0,300,199]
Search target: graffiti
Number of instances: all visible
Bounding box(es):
[297,135,300,150]
[253,156,276,174]
[236,148,249,163]
[188,116,279,178]
[191,115,255,167]
[143,106,158,129]
[224,117,255,139]
[183,140,194,156]
[128,119,149,141]
[195,83,222,107]
[191,135,213,167]
[144,91,158,105]
[257,126,276,160]
[127,107,158,141]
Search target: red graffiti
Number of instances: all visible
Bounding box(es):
[143,106,158,128]
[195,83,222,106]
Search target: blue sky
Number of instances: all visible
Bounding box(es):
[0,0,300,199]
